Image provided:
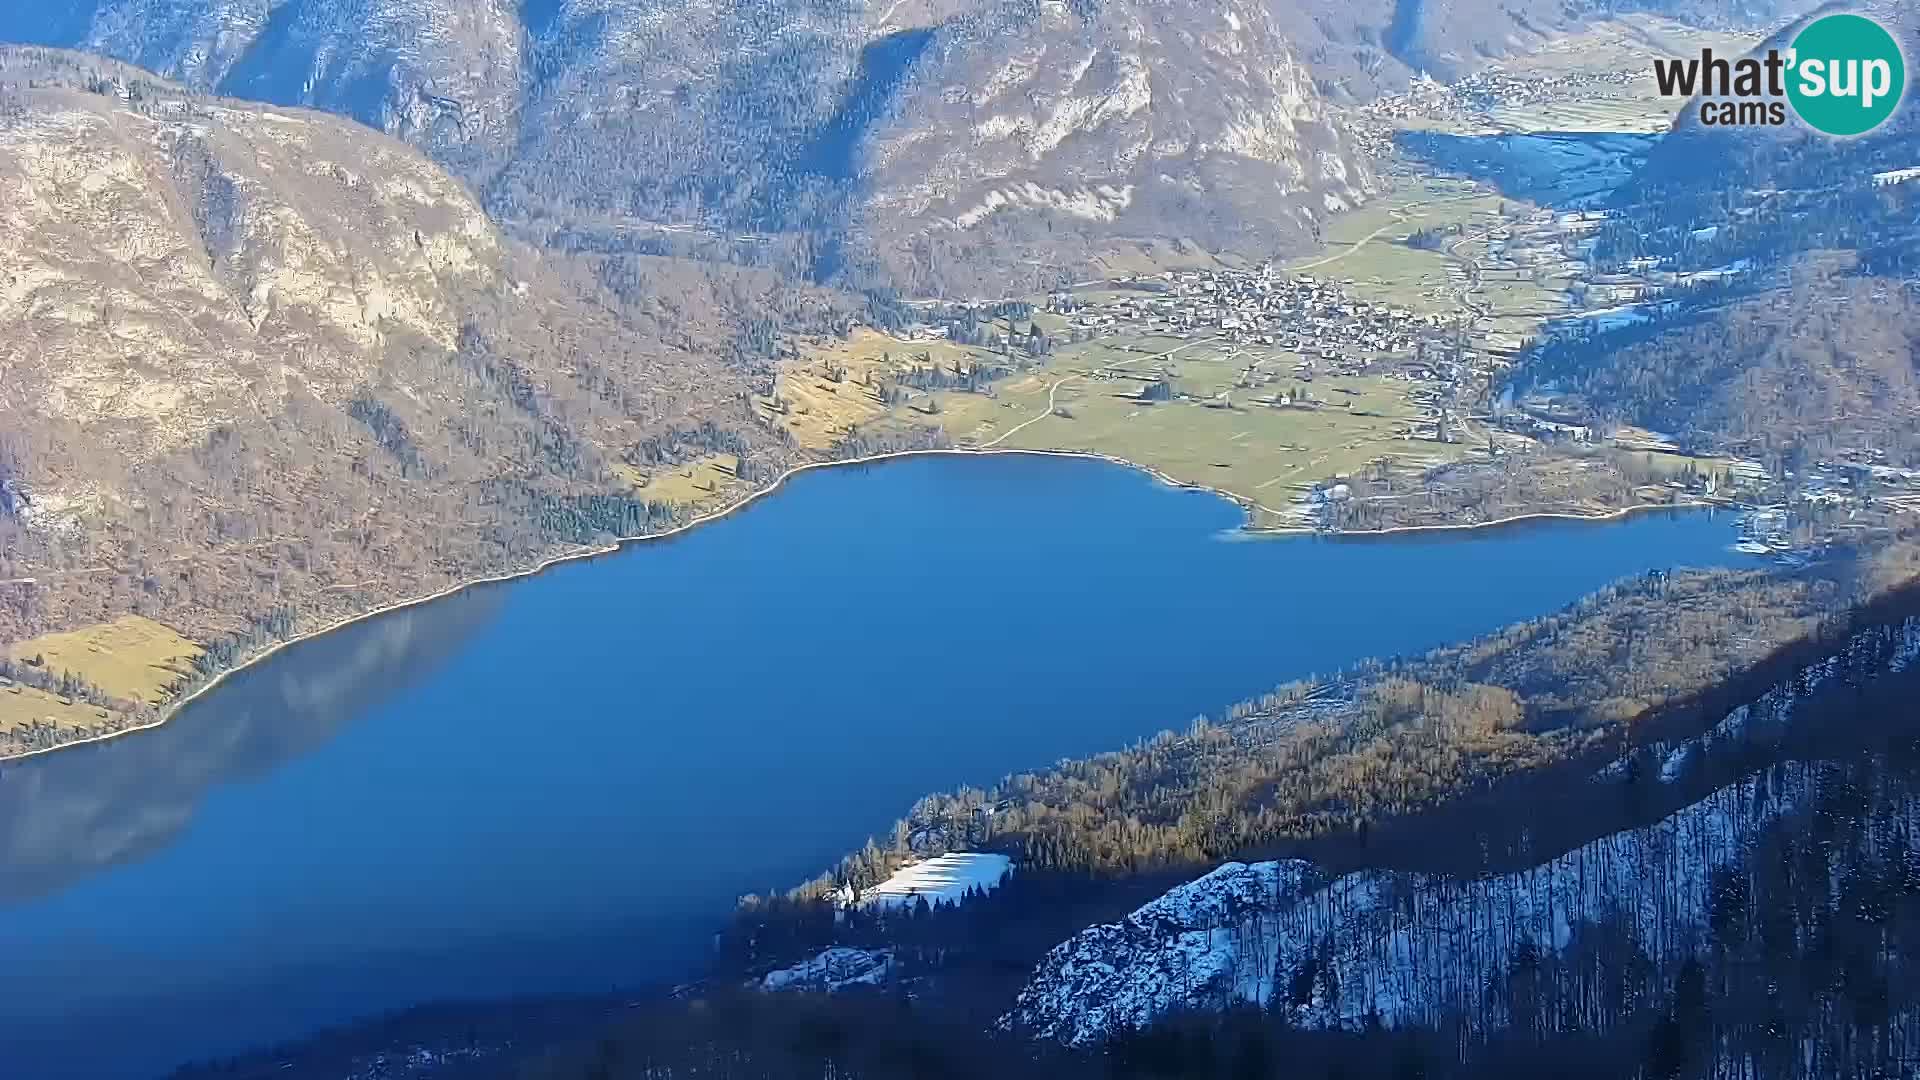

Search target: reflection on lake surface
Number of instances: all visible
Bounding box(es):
[0,454,1749,1078]
[0,591,502,906]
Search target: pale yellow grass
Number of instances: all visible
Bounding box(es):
[934,333,1441,523]
[777,327,1018,450]
[0,682,119,737]
[622,454,743,508]
[6,614,202,705]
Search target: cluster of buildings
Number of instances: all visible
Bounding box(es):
[1351,70,1641,154]
[1724,456,1920,560]
[1043,266,1498,436]
[1049,266,1458,372]
[1450,69,1638,115]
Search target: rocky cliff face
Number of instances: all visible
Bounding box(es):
[2,0,527,176]
[1002,615,1920,1044]
[850,0,1374,292]
[1,0,1818,289]
[0,48,503,472]
[0,48,792,645]
[1,0,1379,288]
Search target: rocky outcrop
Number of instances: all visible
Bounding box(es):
[0,48,501,468]
[0,49,783,646]
[4,0,1374,288]
[1003,616,1920,1044]
[851,0,1375,292]
[2,0,526,176]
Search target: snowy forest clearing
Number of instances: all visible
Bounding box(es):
[850,853,1012,911]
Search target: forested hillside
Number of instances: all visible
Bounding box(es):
[1519,268,1920,461]
[1505,1,1920,463]
[540,742,1920,1080]
[0,0,1812,292]
[0,49,861,753]
[517,580,1920,1080]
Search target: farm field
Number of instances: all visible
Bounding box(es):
[1283,178,1573,331]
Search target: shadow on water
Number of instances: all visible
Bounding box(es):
[1396,129,1661,208]
[0,587,503,906]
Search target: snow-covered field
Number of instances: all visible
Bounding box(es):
[761,947,895,992]
[1550,303,1657,336]
[854,852,1012,910]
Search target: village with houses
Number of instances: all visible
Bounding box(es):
[1039,264,1468,423]
[764,14,1920,558]
[775,175,1920,556]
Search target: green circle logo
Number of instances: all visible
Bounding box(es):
[1787,13,1906,137]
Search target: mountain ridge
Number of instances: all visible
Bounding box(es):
[0,47,825,678]
[1,0,1815,290]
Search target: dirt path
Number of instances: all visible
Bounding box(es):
[1285,220,1399,272]
[980,377,1074,448]
[979,337,1213,449]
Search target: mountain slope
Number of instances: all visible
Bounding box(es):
[1518,267,1920,460]
[0,0,526,178]
[4,0,1806,290]
[1004,613,1920,1044]
[847,0,1374,294]
[1504,1,1920,462]
[0,49,504,467]
[0,49,814,729]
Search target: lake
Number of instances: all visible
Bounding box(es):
[0,454,1751,1078]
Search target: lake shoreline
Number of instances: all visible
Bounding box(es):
[0,446,1718,764]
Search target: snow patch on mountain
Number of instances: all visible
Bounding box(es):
[761,947,895,992]
[1004,767,1807,1045]
[851,851,1012,910]
[1007,619,1920,1046]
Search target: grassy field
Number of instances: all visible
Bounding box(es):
[1,615,202,739]
[929,332,1447,527]
[1282,179,1571,333]
[1486,96,1679,135]
[6,615,201,703]
[616,453,747,511]
[774,328,1014,450]
[774,178,1567,526]
[0,682,121,739]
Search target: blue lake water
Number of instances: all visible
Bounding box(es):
[0,454,1752,1078]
